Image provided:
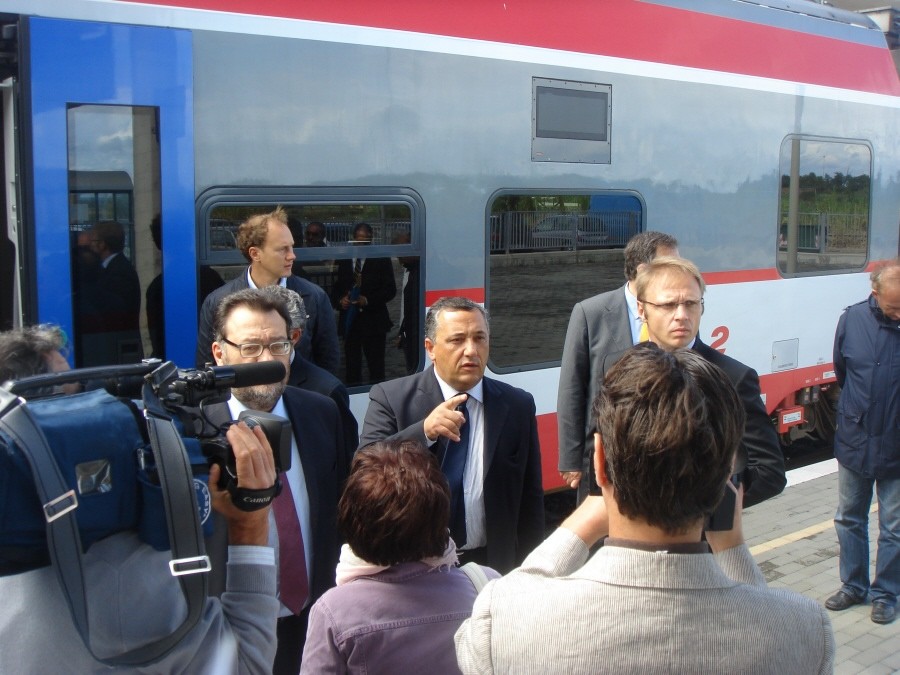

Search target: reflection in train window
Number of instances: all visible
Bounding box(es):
[200,194,422,388]
[67,104,162,366]
[777,138,871,276]
[487,191,643,371]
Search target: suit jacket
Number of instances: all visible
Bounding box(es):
[557,288,633,477]
[195,271,340,375]
[99,252,142,331]
[596,340,786,507]
[359,368,544,573]
[333,257,396,336]
[455,529,834,674]
[693,338,786,507]
[289,354,359,466]
[204,386,347,610]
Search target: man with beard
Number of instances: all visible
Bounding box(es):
[205,288,347,675]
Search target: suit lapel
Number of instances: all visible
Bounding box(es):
[284,390,320,532]
[606,292,634,351]
[481,377,509,471]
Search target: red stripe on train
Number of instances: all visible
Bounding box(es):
[425,288,485,306]
[537,363,838,492]
[119,0,900,96]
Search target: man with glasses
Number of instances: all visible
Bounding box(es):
[205,288,347,675]
[196,207,340,376]
[634,256,785,507]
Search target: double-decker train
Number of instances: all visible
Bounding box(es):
[1,0,898,490]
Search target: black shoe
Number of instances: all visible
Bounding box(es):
[871,602,896,624]
[824,590,863,611]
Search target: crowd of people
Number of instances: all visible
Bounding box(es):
[1,209,897,673]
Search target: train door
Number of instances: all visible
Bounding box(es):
[25,17,196,366]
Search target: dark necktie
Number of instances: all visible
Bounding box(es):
[271,477,309,614]
[443,400,469,547]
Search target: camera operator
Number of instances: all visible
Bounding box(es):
[455,345,834,674]
[0,325,280,674]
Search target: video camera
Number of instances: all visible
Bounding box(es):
[0,359,291,575]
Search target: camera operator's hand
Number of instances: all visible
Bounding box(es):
[210,421,277,546]
[705,481,745,554]
[561,495,609,548]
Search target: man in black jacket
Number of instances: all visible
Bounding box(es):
[332,222,396,385]
[633,256,786,507]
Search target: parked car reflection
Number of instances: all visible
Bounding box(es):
[531,213,607,249]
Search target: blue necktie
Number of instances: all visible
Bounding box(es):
[443,400,469,547]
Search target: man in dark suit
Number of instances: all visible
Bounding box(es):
[195,206,339,375]
[332,222,396,385]
[558,231,679,500]
[80,221,143,365]
[359,296,544,573]
[204,287,346,675]
[633,256,786,506]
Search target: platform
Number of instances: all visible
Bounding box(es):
[743,462,899,673]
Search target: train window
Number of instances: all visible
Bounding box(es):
[487,191,643,370]
[67,104,162,366]
[532,78,612,164]
[198,191,423,388]
[777,138,871,276]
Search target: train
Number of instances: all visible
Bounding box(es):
[1,0,898,490]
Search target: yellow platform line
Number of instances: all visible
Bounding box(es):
[749,503,879,556]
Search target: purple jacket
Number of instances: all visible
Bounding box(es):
[301,562,498,674]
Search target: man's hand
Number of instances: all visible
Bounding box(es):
[210,421,278,546]
[559,470,582,489]
[560,495,609,548]
[423,394,468,443]
[705,481,745,554]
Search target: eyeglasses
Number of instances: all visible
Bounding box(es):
[220,338,292,358]
[640,298,704,314]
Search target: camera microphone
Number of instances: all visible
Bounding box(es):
[202,361,287,389]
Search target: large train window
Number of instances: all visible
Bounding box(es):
[67,104,162,366]
[197,188,423,388]
[777,137,871,276]
[487,190,643,370]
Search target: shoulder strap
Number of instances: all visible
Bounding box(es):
[460,561,490,593]
[0,387,208,666]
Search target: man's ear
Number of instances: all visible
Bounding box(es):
[248,245,260,262]
[594,432,610,488]
[424,337,435,362]
[211,340,226,366]
[290,328,301,345]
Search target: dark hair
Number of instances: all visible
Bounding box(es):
[212,288,292,343]
[424,296,490,342]
[0,325,67,393]
[352,222,373,240]
[592,343,743,534]
[338,440,450,565]
[236,206,289,261]
[623,231,678,281]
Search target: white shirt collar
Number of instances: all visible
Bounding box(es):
[431,367,484,404]
[246,266,287,289]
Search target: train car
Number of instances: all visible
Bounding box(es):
[1,0,898,490]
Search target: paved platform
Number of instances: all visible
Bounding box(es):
[743,463,899,673]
